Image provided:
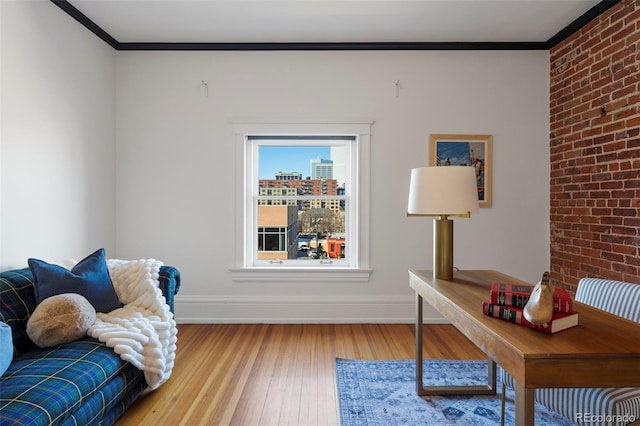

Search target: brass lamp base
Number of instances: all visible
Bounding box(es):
[433,216,454,280]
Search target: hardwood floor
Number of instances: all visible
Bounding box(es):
[116,323,485,426]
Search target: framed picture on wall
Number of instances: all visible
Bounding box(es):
[429,134,492,208]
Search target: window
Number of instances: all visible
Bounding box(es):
[231,121,372,282]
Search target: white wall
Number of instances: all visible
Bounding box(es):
[116,50,550,323]
[0,1,550,322]
[0,1,116,269]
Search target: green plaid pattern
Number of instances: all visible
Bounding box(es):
[0,268,38,357]
[158,266,181,313]
[0,338,144,425]
[0,264,180,425]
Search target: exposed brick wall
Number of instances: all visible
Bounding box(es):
[549,0,640,293]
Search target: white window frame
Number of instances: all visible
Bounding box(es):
[231,121,372,283]
[250,136,352,268]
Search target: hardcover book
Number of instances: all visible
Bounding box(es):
[490,282,573,313]
[481,301,579,334]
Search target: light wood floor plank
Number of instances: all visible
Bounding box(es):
[116,323,485,426]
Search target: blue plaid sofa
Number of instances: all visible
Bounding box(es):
[501,277,640,425]
[0,265,181,425]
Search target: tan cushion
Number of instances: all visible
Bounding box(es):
[27,293,96,348]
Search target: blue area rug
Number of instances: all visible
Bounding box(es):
[336,359,578,425]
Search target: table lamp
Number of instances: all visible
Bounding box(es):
[407,166,479,280]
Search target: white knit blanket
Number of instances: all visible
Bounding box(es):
[86,259,177,390]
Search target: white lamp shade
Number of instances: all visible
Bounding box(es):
[407,166,479,215]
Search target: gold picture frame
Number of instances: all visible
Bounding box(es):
[429,134,492,208]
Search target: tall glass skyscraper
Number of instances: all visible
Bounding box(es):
[310,157,333,180]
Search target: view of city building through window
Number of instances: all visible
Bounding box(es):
[234,124,368,276]
[257,143,347,262]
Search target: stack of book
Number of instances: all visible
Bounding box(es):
[481,282,579,333]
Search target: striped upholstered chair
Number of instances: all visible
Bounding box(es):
[500,277,640,425]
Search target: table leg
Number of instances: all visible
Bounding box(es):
[415,293,497,396]
[416,293,424,395]
[514,381,535,426]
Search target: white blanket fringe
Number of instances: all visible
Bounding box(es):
[86,259,177,390]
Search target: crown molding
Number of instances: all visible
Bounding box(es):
[52,0,621,52]
[117,41,549,51]
[546,0,620,49]
[50,0,118,49]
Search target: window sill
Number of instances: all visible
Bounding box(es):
[230,267,373,283]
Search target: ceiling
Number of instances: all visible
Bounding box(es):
[58,0,614,50]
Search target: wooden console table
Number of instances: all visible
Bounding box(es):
[409,269,640,426]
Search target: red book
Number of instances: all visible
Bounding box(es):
[482,301,579,334]
[489,282,573,313]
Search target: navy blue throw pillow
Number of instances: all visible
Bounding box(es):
[28,248,121,313]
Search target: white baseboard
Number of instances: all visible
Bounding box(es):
[173,295,448,324]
